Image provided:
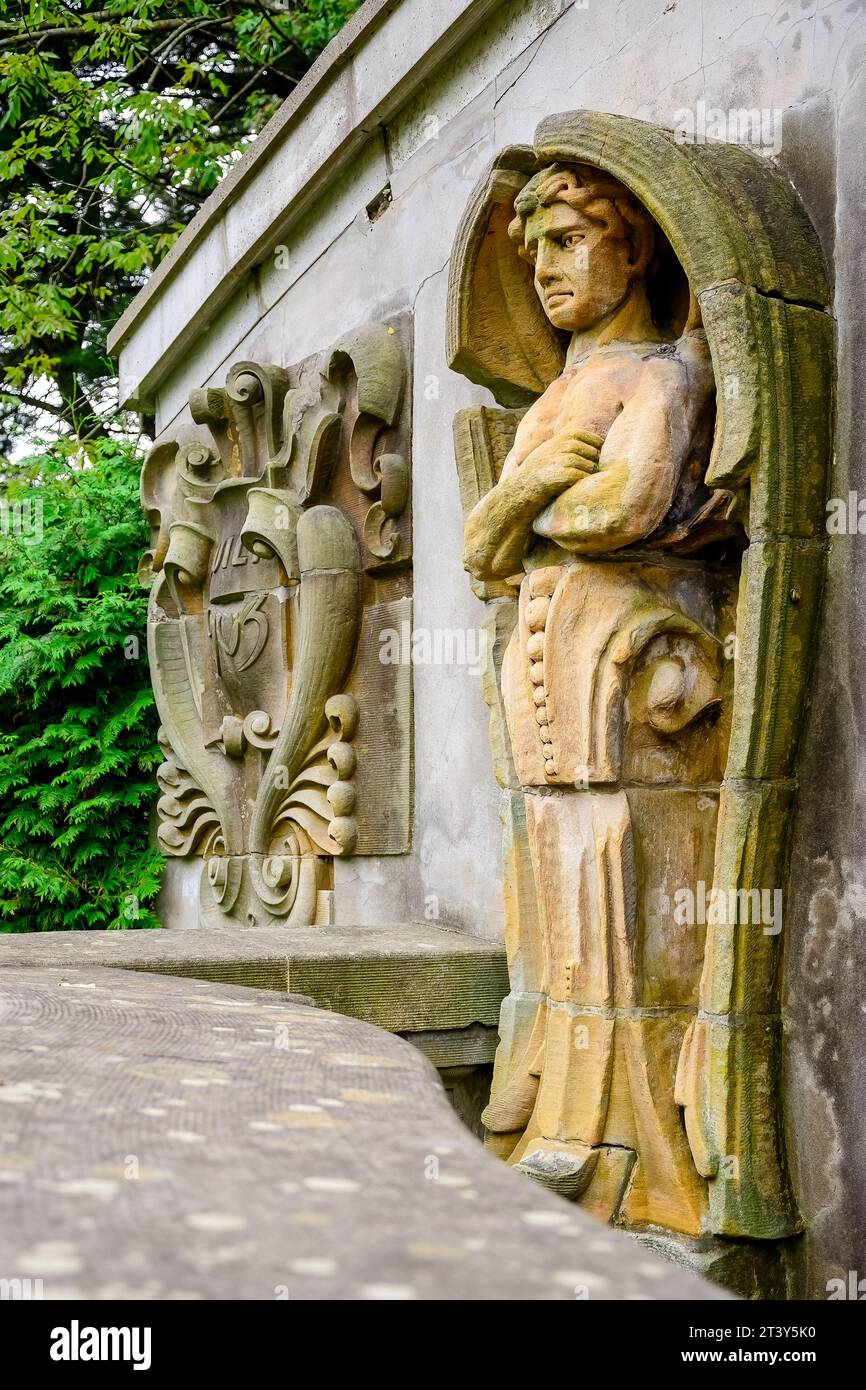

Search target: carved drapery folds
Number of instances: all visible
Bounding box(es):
[141,318,413,928]
[449,113,833,1242]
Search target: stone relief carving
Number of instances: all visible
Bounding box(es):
[448,113,833,1240]
[141,318,413,928]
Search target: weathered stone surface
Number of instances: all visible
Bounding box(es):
[144,317,414,929]
[700,285,834,535]
[0,966,729,1301]
[0,924,507,1037]
[726,540,825,781]
[533,111,829,304]
[400,1024,498,1069]
[480,601,519,788]
[677,1016,799,1241]
[107,0,866,1296]
[453,404,523,600]
[449,115,831,1244]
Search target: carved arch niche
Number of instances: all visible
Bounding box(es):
[448,112,833,1241]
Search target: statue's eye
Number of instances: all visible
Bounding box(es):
[563,233,584,250]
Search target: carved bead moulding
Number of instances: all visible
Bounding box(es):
[448,111,833,1243]
[141,316,413,929]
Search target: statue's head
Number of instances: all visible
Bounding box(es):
[508,163,656,333]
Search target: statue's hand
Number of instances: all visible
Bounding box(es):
[509,455,591,510]
[518,427,603,483]
[463,430,602,581]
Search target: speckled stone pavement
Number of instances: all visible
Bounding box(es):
[0,966,729,1301]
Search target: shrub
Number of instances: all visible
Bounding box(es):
[0,439,162,929]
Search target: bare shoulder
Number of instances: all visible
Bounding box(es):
[619,333,715,408]
[643,332,714,389]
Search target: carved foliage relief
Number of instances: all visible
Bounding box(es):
[141,318,412,927]
[449,113,833,1242]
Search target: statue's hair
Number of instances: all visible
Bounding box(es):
[508,163,654,258]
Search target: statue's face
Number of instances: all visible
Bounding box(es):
[524,200,637,332]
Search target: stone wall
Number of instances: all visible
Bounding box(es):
[111,0,866,1297]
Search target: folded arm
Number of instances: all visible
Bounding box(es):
[532,362,698,553]
[463,429,602,581]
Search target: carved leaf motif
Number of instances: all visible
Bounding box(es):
[176,440,224,492]
[224,360,290,470]
[155,729,221,857]
[270,694,359,858]
[148,614,239,854]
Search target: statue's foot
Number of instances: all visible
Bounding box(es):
[481,1068,540,1134]
[513,1139,599,1201]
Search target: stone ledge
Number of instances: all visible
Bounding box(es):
[0,965,730,1301]
[0,923,508,1036]
[399,1022,498,1068]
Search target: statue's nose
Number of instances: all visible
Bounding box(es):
[534,244,559,284]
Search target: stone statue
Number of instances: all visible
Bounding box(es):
[462,160,735,1233]
[448,113,833,1242]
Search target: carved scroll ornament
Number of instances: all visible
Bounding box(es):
[141,319,413,927]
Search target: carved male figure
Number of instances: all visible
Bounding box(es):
[463,165,735,1232]
[464,165,715,578]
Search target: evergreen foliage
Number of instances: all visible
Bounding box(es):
[0,440,162,929]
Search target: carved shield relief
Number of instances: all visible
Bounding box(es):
[141,317,413,929]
